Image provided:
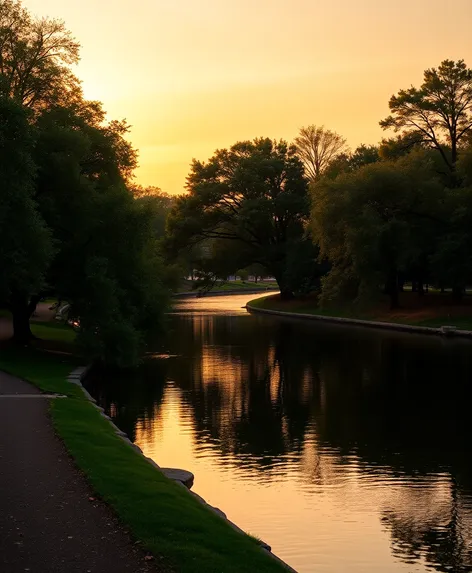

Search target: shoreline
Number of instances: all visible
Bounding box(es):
[0,341,293,573]
[70,366,295,572]
[246,297,472,340]
[173,287,279,298]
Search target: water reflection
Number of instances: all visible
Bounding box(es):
[86,295,472,572]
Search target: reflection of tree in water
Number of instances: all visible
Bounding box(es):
[380,476,472,572]
[167,317,316,471]
[312,334,472,572]
[85,360,167,442]
[169,314,472,571]
[89,309,472,572]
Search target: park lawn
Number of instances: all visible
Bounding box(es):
[178,279,279,293]
[211,281,278,291]
[249,292,472,331]
[31,321,77,344]
[0,346,287,573]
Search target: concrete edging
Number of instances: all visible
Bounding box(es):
[246,301,472,339]
[66,366,295,572]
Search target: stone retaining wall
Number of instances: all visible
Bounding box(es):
[67,366,295,573]
[246,302,472,339]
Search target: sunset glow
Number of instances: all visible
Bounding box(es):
[24,0,472,193]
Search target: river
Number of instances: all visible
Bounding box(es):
[85,293,472,572]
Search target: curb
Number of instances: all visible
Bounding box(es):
[246,303,472,340]
[66,367,296,572]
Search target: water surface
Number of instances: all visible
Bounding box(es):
[86,294,472,572]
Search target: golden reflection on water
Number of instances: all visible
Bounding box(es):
[93,295,472,573]
[135,381,452,572]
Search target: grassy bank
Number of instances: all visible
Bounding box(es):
[248,293,472,331]
[0,333,286,572]
[178,279,279,294]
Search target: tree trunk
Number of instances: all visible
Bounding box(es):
[412,281,418,293]
[418,280,425,296]
[279,289,294,301]
[451,137,457,171]
[10,293,40,344]
[272,270,294,301]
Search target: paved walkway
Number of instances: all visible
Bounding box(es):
[0,370,162,573]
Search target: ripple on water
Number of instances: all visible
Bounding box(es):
[87,294,472,573]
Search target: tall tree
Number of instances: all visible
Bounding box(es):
[0,0,81,109]
[0,97,52,341]
[323,144,379,179]
[380,60,472,176]
[28,102,167,366]
[312,153,443,309]
[294,125,349,182]
[166,138,319,299]
[0,1,169,365]
[379,132,425,161]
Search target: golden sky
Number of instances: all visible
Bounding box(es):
[24,0,472,194]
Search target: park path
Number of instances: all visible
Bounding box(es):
[0,370,163,573]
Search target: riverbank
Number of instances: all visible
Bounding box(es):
[0,339,289,572]
[175,280,279,297]
[0,368,161,573]
[247,293,472,337]
[174,287,278,298]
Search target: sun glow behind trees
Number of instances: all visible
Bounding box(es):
[21,0,472,194]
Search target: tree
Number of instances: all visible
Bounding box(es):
[379,132,425,161]
[0,1,169,366]
[312,153,443,309]
[166,138,319,299]
[294,125,349,182]
[349,144,379,170]
[380,60,472,176]
[131,186,176,237]
[323,145,379,179]
[0,97,52,341]
[0,0,81,110]
[246,263,267,283]
[29,102,167,366]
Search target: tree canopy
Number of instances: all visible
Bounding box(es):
[0,0,169,367]
[294,125,349,182]
[0,0,81,109]
[166,138,321,298]
[380,59,472,176]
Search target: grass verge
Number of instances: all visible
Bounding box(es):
[31,321,77,343]
[178,280,279,293]
[248,294,472,331]
[0,346,287,573]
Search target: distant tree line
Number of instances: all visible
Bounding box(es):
[167,59,472,309]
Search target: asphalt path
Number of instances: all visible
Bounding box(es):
[0,370,162,573]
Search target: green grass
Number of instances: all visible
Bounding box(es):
[248,294,472,332]
[179,280,279,293]
[0,347,82,397]
[31,321,77,343]
[0,347,286,573]
[211,281,278,292]
[413,316,472,330]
